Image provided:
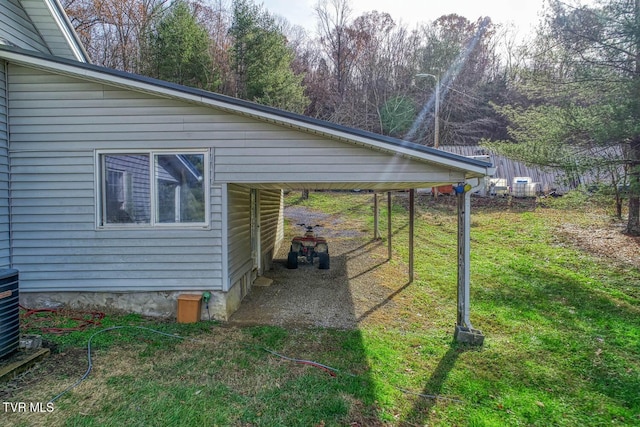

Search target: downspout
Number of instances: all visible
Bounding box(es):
[409,189,414,283]
[387,192,392,260]
[455,177,485,345]
[2,60,13,270]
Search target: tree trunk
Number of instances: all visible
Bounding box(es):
[628,0,640,235]
[627,139,640,234]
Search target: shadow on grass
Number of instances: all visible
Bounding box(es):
[357,281,412,323]
[235,325,381,426]
[400,342,466,425]
[348,259,388,281]
[229,233,388,423]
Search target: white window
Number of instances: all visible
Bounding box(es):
[98,151,208,227]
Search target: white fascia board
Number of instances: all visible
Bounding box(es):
[1,48,493,178]
[43,0,90,62]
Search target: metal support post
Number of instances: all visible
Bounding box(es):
[373,193,380,240]
[409,189,415,283]
[387,192,392,260]
[455,187,484,345]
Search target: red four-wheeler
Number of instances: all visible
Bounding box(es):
[287,224,330,269]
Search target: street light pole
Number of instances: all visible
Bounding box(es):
[417,73,441,197]
[416,73,439,148]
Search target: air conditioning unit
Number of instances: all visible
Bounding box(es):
[0,269,19,359]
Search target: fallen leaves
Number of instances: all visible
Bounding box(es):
[557,223,640,268]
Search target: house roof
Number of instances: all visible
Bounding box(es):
[0,44,495,183]
[13,0,89,62]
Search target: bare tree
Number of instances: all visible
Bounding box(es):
[62,0,169,72]
[314,0,356,102]
[410,15,498,145]
[191,0,234,94]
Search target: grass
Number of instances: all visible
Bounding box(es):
[2,191,639,426]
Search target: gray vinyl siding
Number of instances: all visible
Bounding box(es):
[0,0,50,54]
[19,0,82,60]
[259,189,284,271]
[226,184,252,288]
[8,65,225,292]
[0,61,10,269]
[10,150,224,291]
[8,66,463,186]
[214,140,464,184]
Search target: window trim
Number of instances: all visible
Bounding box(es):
[95,149,210,229]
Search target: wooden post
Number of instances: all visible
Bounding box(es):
[409,189,415,283]
[373,193,380,239]
[387,192,392,260]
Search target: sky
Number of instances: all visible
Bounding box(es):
[260,0,546,37]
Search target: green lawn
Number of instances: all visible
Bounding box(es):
[3,191,639,426]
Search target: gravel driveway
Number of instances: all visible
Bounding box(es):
[228,204,413,329]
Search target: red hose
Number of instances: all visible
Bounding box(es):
[295,360,337,377]
[19,304,105,334]
[262,348,340,377]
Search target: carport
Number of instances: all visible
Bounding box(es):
[213,110,495,344]
[246,186,488,345]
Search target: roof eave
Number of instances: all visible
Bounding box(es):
[0,46,494,178]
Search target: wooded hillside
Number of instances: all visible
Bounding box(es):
[61,0,640,235]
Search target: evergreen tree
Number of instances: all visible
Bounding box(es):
[230,0,308,113]
[142,1,217,90]
[485,0,640,234]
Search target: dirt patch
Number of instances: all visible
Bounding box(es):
[229,206,419,329]
[283,205,364,238]
[557,221,640,268]
[0,346,86,401]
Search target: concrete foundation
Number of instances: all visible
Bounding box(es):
[253,276,273,287]
[19,334,42,350]
[454,325,485,346]
[20,286,244,322]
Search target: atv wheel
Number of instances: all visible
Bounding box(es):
[318,252,330,270]
[287,251,298,269]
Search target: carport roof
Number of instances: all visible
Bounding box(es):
[0,45,495,184]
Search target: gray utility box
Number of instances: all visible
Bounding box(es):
[0,269,19,359]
